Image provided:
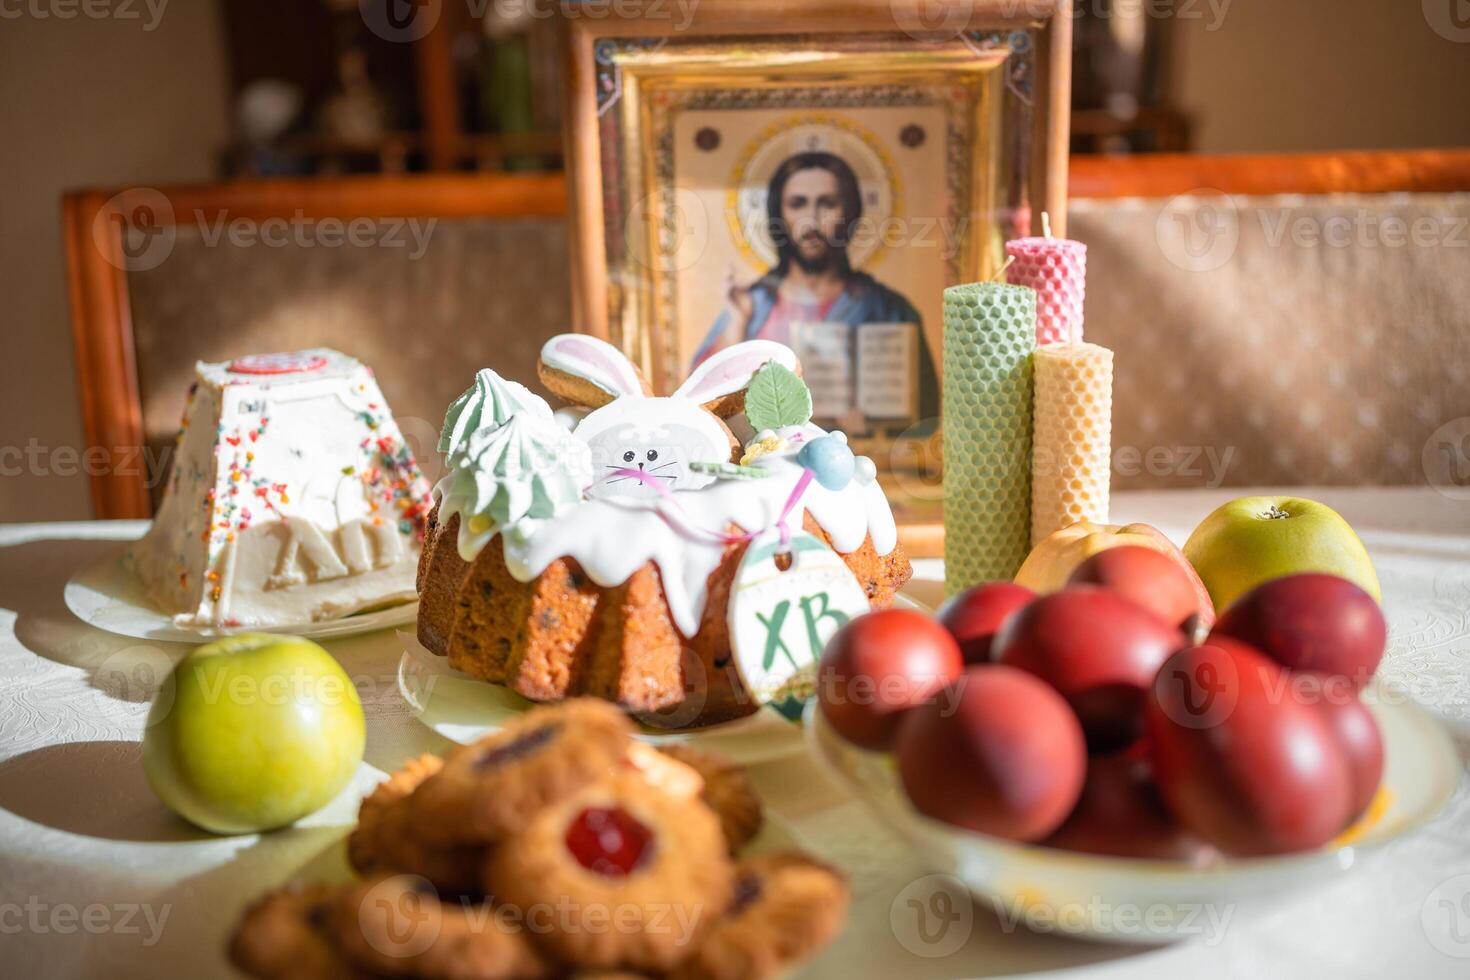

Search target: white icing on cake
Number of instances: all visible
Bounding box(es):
[434,346,901,640]
[500,449,897,638]
[130,349,432,627]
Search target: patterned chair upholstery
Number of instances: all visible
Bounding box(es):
[1070,191,1470,490]
[125,216,570,505]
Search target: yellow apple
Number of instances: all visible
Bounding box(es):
[1015,521,1215,628]
[1183,496,1380,613]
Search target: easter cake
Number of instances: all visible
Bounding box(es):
[416,335,912,725]
[131,350,433,628]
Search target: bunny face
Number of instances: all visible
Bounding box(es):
[538,334,800,500]
[577,404,731,499]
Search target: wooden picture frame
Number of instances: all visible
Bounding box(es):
[560,0,1073,379]
[559,0,1071,534]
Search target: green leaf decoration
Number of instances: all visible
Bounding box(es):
[688,460,772,480]
[743,362,812,432]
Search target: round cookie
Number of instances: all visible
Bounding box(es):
[623,741,704,801]
[228,883,370,980]
[332,873,550,980]
[669,852,849,980]
[483,773,734,972]
[409,699,635,845]
[656,745,764,853]
[349,754,485,895]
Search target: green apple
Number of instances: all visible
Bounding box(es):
[1183,496,1380,613]
[142,633,365,834]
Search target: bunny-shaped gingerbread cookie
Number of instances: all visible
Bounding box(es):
[538,334,799,499]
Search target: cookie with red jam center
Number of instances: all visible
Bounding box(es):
[484,773,733,972]
[409,699,635,845]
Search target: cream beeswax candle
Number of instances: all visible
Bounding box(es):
[1030,342,1114,546]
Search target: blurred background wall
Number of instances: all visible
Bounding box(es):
[1,0,1467,521]
[1,5,230,521]
[1173,0,1470,153]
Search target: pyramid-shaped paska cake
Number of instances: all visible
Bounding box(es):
[131,350,433,628]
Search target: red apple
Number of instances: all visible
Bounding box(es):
[1067,545,1207,632]
[895,666,1086,841]
[817,609,964,751]
[1045,750,1213,862]
[994,587,1186,753]
[1146,641,1354,856]
[938,581,1035,664]
[1212,573,1386,688]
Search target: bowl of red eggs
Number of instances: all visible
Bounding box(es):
[805,547,1459,943]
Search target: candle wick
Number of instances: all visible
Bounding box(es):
[992,254,1016,283]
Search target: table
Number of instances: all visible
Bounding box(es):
[2,487,1467,979]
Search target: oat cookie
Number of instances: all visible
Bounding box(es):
[332,873,549,980]
[409,700,635,845]
[670,852,849,980]
[349,754,485,895]
[229,883,371,980]
[656,745,764,853]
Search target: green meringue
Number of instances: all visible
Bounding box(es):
[438,412,591,560]
[439,369,553,456]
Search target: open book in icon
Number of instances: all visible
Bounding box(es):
[791,321,920,435]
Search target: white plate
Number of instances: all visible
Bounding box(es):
[804,690,1460,944]
[397,592,932,765]
[64,544,418,642]
[397,631,808,765]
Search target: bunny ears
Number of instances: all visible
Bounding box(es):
[537,334,800,416]
[537,334,653,409]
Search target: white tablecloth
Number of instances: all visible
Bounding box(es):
[1,487,1467,979]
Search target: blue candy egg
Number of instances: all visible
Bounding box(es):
[797,435,856,490]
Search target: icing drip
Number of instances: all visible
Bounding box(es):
[439,369,552,456]
[500,452,897,638]
[437,412,593,560]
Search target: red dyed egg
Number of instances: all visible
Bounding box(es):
[994,587,1185,753]
[817,609,964,751]
[1213,573,1386,689]
[895,665,1086,842]
[938,581,1035,664]
[1067,545,1212,633]
[1312,689,1384,822]
[1046,750,1213,862]
[1146,640,1354,856]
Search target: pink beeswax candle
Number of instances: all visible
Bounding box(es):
[1006,235,1087,346]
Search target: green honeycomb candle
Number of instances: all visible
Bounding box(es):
[943,281,1037,595]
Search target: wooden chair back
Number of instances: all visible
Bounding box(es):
[64,174,567,518]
